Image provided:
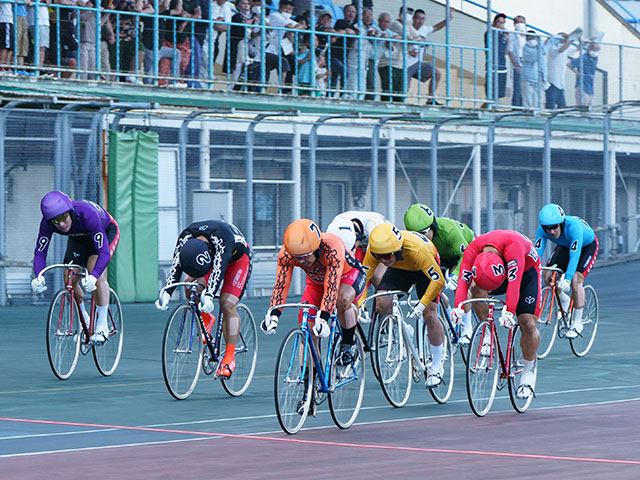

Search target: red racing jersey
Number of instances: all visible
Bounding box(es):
[455,230,541,314]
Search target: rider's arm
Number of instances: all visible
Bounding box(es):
[33,219,54,276]
[319,240,346,316]
[85,213,112,279]
[269,247,295,316]
[454,242,480,308]
[164,231,191,295]
[447,226,471,277]
[534,225,547,261]
[502,242,528,314]
[564,222,583,282]
[356,249,379,307]
[418,251,445,306]
[204,231,235,297]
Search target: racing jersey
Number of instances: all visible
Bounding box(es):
[432,217,475,275]
[33,200,115,278]
[164,220,250,296]
[362,230,445,307]
[332,211,390,250]
[534,216,596,281]
[270,232,362,315]
[455,230,541,314]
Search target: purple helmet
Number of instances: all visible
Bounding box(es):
[41,191,73,221]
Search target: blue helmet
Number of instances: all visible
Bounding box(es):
[41,191,73,221]
[539,203,565,226]
[179,238,212,278]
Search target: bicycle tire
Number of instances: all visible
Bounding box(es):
[368,316,382,383]
[569,285,599,357]
[508,326,535,413]
[375,313,412,408]
[221,303,258,397]
[162,304,203,400]
[537,286,559,359]
[46,289,81,380]
[93,289,124,376]
[329,332,366,429]
[274,329,313,435]
[427,316,454,404]
[466,320,499,417]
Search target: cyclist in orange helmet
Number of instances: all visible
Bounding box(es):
[262,219,366,366]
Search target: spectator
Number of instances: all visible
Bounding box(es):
[15,0,31,74]
[198,0,232,82]
[315,51,330,96]
[178,0,201,83]
[568,41,599,107]
[265,0,301,92]
[183,0,209,86]
[507,14,526,106]
[520,31,546,109]
[110,0,150,83]
[157,0,186,85]
[388,8,421,101]
[333,3,358,97]
[295,33,314,95]
[27,0,50,70]
[56,0,79,78]
[99,0,116,80]
[545,32,578,109]
[79,0,99,79]
[316,10,343,96]
[359,8,374,98]
[483,12,508,107]
[410,7,453,105]
[366,11,392,100]
[142,0,184,85]
[0,0,12,72]
[225,0,259,88]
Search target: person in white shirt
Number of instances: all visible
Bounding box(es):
[199,0,233,81]
[507,15,526,106]
[545,32,578,109]
[265,0,304,92]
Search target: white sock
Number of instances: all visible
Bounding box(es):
[522,359,534,375]
[430,343,443,370]
[79,302,90,323]
[96,305,109,331]
[572,307,583,324]
[559,290,571,313]
[462,311,473,333]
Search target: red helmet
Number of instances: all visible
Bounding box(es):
[472,251,506,291]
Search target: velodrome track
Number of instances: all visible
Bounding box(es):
[1,260,639,478]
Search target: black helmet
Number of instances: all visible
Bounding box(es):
[179,238,212,278]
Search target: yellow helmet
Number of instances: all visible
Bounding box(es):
[283,219,322,255]
[369,224,403,255]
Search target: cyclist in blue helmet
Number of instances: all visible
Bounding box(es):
[535,203,598,339]
[32,191,120,343]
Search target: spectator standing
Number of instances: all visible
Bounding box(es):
[198,0,233,82]
[157,0,186,85]
[142,0,184,85]
[265,0,301,92]
[178,0,201,82]
[545,32,578,109]
[365,11,392,100]
[15,0,31,74]
[388,9,421,102]
[377,10,403,102]
[27,0,50,70]
[316,10,343,96]
[295,33,314,94]
[568,41,599,107]
[182,0,208,86]
[0,0,12,72]
[56,0,79,78]
[507,14,526,106]
[315,51,329,96]
[99,0,115,80]
[333,3,358,97]
[520,31,546,109]
[483,12,508,107]
[110,0,149,82]
[225,0,259,87]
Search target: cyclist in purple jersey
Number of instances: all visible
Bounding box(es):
[32,191,120,343]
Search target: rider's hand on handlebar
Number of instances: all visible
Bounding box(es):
[451,306,465,325]
[498,306,516,329]
[199,294,215,314]
[557,276,571,294]
[31,275,47,294]
[260,314,279,335]
[155,291,170,311]
[81,274,98,293]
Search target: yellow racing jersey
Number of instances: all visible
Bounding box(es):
[362,230,445,306]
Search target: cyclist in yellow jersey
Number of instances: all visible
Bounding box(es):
[362,224,446,387]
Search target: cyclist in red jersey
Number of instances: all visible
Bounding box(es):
[452,230,541,399]
[261,219,366,366]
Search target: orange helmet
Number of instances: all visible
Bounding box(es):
[283,219,322,256]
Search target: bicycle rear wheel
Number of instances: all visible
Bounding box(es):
[162,304,203,400]
[508,326,535,413]
[93,289,124,376]
[426,316,454,404]
[329,333,366,429]
[570,285,599,357]
[274,329,313,435]
[221,303,258,397]
[375,314,412,408]
[537,286,559,359]
[46,289,81,380]
[466,320,499,417]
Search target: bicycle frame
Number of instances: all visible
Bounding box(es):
[357,290,409,354]
[541,266,573,327]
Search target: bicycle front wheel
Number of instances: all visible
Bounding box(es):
[508,326,535,413]
[162,304,203,400]
[274,329,313,435]
[426,316,454,405]
[93,289,124,376]
[329,333,366,429]
[570,285,599,357]
[375,314,412,408]
[46,289,81,380]
[221,303,258,397]
[466,320,499,417]
[537,286,559,359]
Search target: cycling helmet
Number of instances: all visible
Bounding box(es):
[179,238,213,278]
[284,219,322,256]
[327,218,356,251]
[403,204,435,232]
[539,203,565,226]
[472,251,506,291]
[41,191,73,221]
[369,224,403,255]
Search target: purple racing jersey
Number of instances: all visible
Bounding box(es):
[33,200,116,278]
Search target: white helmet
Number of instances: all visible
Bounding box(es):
[327,218,356,251]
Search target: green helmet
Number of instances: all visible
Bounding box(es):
[404,204,435,232]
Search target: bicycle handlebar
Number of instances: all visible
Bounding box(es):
[267,303,321,317]
[458,297,506,308]
[159,282,205,296]
[358,290,409,312]
[541,266,564,274]
[39,263,88,277]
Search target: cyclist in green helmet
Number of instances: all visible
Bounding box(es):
[404,203,476,342]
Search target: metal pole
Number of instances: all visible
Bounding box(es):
[487,122,494,231]
[603,111,611,257]
[199,126,211,190]
[386,128,396,223]
[430,125,439,212]
[472,133,481,234]
[543,117,551,205]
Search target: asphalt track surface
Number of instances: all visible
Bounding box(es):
[1,260,639,478]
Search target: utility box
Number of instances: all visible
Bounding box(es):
[192,189,233,223]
